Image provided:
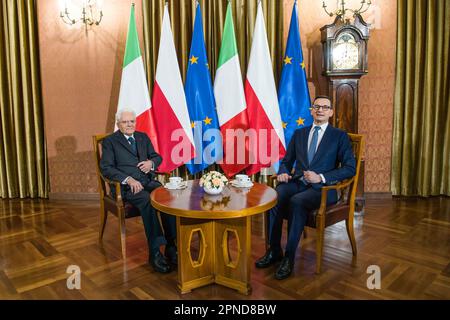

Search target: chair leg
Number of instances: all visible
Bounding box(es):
[99,203,108,241]
[315,220,325,274]
[346,218,357,257]
[118,212,126,258]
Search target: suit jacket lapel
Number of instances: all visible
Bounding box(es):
[310,125,333,165]
[135,133,146,161]
[302,126,311,167]
[114,131,136,156]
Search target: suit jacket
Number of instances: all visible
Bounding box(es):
[100,130,162,185]
[278,124,356,190]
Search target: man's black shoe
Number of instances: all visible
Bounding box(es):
[164,245,178,266]
[274,257,293,280]
[149,251,172,273]
[255,249,283,268]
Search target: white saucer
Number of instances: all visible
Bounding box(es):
[230,180,253,188]
[164,182,188,190]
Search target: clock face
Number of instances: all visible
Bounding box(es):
[332,32,360,70]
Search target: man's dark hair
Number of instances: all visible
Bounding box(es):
[313,95,333,108]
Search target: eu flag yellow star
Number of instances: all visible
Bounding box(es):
[282,121,287,129]
[284,56,293,65]
[203,116,212,125]
[296,117,305,126]
[300,61,305,69]
[189,55,199,64]
[191,121,196,129]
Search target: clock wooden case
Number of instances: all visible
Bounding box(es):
[321,14,370,213]
[320,14,370,133]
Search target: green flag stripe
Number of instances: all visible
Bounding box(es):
[217,3,238,68]
[123,5,141,68]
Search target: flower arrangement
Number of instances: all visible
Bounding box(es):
[199,171,228,195]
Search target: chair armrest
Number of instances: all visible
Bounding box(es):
[320,177,355,192]
[98,174,124,205]
[316,177,355,218]
[98,173,113,185]
[269,175,278,187]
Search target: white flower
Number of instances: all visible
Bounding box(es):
[200,171,228,189]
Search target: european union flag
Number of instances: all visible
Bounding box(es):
[185,4,222,175]
[278,2,313,148]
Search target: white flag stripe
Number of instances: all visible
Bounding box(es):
[155,6,194,145]
[247,3,285,147]
[214,55,247,126]
[117,56,151,116]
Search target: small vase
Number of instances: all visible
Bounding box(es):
[203,186,223,195]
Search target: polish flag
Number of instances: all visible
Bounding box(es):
[214,2,250,177]
[151,5,195,173]
[245,2,286,175]
[117,4,158,150]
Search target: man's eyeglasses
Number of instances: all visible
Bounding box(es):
[311,104,333,111]
[119,120,136,124]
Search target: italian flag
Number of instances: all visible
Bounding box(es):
[245,2,286,175]
[214,2,250,177]
[151,5,195,173]
[117,4,158,150]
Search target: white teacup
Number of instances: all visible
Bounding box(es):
[235,174,250,185]
[169,177,183,186]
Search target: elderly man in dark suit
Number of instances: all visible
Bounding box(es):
[255,96,356,280]
[100,108,176,274]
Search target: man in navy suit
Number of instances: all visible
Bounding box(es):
[100,108,177,274]
[255,96,356,279]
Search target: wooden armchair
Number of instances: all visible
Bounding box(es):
[93,134,139,258]
[269,133,364,274]
[92,134,169,258]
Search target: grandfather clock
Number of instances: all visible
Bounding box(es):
[321,14,370,213]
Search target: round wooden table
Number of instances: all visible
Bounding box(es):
[150,179,277,295]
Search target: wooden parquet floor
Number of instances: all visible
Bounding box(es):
[0,197,449,300]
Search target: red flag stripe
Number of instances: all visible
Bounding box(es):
[135,108,159,153]
[245,80,286,175]
[151,82,196,173]
[219,111,250,177]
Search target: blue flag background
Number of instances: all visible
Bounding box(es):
[278,2,313,150]
[185,4,222,175]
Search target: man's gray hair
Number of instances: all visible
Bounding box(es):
[115,108,136,123]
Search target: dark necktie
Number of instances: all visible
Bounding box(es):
[307,126,321,164]
[128,136,137,154]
